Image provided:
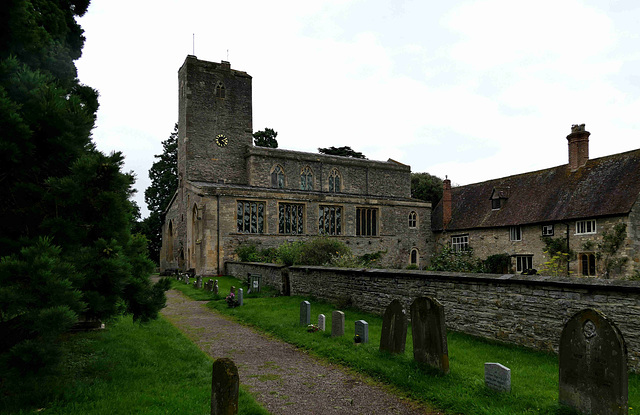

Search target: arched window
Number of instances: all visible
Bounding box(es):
[271,165,285,188]
[328,168,341,193]
[166,220,174,261]
[300,166,313,190]
[410,248,419,266]
[215,82,226,99]
[408,211,417,228]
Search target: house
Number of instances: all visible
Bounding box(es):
[160,56,432,275]
[431,124,640,278]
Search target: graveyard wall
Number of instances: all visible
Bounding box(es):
[225,261,640,372]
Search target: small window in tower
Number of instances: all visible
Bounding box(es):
[328,168,341,193]
[408,211,417,228]
[215,82,226,99]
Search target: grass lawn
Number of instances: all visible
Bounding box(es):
[173,276,640,415]
[0,314,270,415]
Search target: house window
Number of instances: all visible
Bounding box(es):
[515,255,533,273]
[451,235,469,252]
[410,248,419,266]
[279,203,304,235]
[237,201,265,234]
[271,165,285,188]
[300,166,313,190]
[576,220,596,235]
[215,82,226,98]
[580,253,597,276]
[319,205,342,235]
[408,211,417,228]
[328,168,341,193]
[491,198,501,210]
[542,225,554,236]
[510,226,522,241]
[356,207,378,236]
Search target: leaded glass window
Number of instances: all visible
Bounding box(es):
[300,166,313,190]
[328,169,341,193]
[279,203,304,234]
[237,201,265,233]
[271,165,285,188]
[318,205,342,235]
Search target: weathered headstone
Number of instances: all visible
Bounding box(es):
[238,288,243,306]
[185,276,190,285]
[300,301,310,326]
[355,320,369,343]
[379,299,407,354]
[318,314,326,331]
[214,280,219,295]
[559,308,628,415]
[211,358,239,415]
[484,363,511,392]
[332,310,345,337]
[196,276,203,289]
[410,296,450,374]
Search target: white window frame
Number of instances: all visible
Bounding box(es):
[509,226,522,241]
[451,235,469,252]
[515,255,533,273]
[542,224,554,236]
[575,220,597,235]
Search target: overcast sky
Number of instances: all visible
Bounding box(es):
[76,0,640,218]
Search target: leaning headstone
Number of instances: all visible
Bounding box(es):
[485,363,511,392]
[355,320,369,343]
[213,280,219,295]
[318,314,326,331]
[379,299,407,354]
[196,276,203,289]
[331,310,345,337]
[559,308,627,415]
[410,296,450,374]
[299,301,311,326]
[238,288,243,306]
[211,358,239,415]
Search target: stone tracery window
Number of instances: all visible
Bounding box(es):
[328,168,341,193]
[300,166,313,190]
[237,201,265,234]
[319,205,342,235]
[408,211,417,228]
[279,203,304,234]
[271,165,285,188]
[215,82,226,98]
[410,248,419,266]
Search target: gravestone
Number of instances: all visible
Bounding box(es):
[214,280,219,295]
[410,296,450,374]
[332,311,345,337]
[355,320,369,343]
[559,308,627,415]
[485,363,511,392]
[196,276,203,289]
[211,358,239,415]
[248,273,262,293]
[185,276,190,285]
[318,314,326,331]
[379,299,407,354]
[300,301,310,326]
[237,288,243,306]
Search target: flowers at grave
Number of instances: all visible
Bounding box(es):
[225,292,239,308]
[354,334,362,344]
[307,324,319,333]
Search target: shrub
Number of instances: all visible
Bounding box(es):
[276,242,303,266]
[428,245,484,273]
[298,238,350,266]
[483,253,510,274]
[406,264,419,270]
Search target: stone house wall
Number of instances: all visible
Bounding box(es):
[225,261,640,372]
[435,214,637,277]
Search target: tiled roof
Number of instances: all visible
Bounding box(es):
[432,148,640,231]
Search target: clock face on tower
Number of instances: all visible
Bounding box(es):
[215,134,228,147]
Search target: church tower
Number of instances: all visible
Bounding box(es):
[177,56,253,185]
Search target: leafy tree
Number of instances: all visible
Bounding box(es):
[318,146,366,159]
[143,123,178,262]
[0,0,169,373]
[411,172,444,205]
[253,127,278,148]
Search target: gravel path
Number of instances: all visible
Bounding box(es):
[161,289,438,415]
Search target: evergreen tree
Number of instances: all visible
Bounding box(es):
[0,0,169,373]
[411,172,444,205]
[143,123,178,263]
[318,145,366,159]
[253,127,278,148]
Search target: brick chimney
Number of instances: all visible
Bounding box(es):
[442,177,452,229]
[567,124,590,171]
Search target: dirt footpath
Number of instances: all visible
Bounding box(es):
[161,289,438,415]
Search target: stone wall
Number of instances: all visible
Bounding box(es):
[225,261,640,372]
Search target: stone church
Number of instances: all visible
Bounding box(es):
[160,56,433,275]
